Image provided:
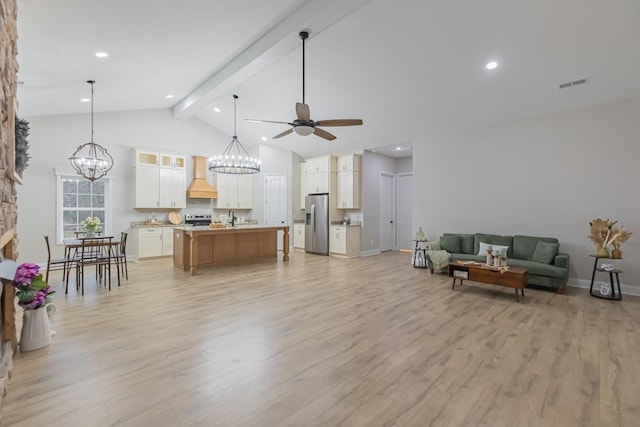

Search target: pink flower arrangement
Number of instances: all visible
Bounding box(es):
[12,263,54,310]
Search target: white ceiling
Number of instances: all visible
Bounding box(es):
[16,0,640,159]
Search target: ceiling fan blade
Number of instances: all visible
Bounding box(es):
[314,119,363,127]
[245,119,294,125]
[273,128,294,139]
[296,102,310,121]
[313,127,336,141]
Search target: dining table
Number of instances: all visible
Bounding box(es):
[63,236,121,294]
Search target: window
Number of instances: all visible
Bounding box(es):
[56,169,111,243]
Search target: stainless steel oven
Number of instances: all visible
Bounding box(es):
[184,213,212,226]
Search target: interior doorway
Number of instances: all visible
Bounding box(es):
[396,173,413,250]
[264,174,287,250]
[379,172,395,252]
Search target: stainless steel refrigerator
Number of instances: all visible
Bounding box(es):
[305,193,330,255]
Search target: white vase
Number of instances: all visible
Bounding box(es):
[20,305,52,351]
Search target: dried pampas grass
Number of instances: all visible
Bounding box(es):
[588,218,633,249]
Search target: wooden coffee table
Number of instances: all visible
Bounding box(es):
[448,261,528,302]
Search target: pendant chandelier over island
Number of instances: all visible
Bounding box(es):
[208,95,261,174]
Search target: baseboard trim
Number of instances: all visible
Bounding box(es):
[360,249,381,257]
[567,277,640,297]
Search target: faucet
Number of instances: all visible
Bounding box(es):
[228,209,235,227]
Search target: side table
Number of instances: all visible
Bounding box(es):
[413,240,428,268]
[588,254,623,300]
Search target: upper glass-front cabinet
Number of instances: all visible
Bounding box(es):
[161,154,186,169]
[135,150,159,166]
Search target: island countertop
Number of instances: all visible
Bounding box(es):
[173,225,290,275]
[173,224,284,232]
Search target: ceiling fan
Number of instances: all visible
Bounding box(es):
[246,31,363,141]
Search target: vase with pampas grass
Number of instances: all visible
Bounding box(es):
[588,218,633,258]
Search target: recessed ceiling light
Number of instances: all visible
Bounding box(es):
[486,61,498,70]
[81,98,90,103]
[95,52,109,58]
[261,136,268,141]
[213,107,221,113]
[166,94,174,99]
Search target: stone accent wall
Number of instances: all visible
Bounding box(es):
[0,0,19,422]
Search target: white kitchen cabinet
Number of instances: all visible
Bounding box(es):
[330,225,361,258]
[160,153,186,170]
[306,155,336,194]
[134,165,160,209]
[330,225,347,254]
[133,148,187,209]
[135,149,160,166]
[336,155,361,209]
[307,171,330,194]
[293,223,305,249]
[216,174,253,209]
[136,227,163,258]
[305,156,332,174]
[236,175,253,209]
[162,227,174,256]
[337,154,361,172]
[159,168,187,208]
[300,162,307,209]
[134,226,175,259]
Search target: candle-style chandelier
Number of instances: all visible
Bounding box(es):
[208,95,260,174]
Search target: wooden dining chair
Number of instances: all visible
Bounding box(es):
[44,235,71,282]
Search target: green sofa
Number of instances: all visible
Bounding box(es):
[428,233,570,293]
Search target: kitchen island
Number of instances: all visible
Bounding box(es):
[173,225,290,275]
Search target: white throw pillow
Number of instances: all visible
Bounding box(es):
[478,241,509,256]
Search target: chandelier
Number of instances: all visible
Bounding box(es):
[209,95,260,174]
[69,80,114,181]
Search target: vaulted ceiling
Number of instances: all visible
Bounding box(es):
[16,0,640,158]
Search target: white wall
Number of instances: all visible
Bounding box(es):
[396,156,413,174]
[16,108,267,262]
[414,96,640,288]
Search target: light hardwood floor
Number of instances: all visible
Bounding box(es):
[4,251,640,426]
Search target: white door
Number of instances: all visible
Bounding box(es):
[379,173,394,252]
[396,173,413,250]
[264,174,287,250]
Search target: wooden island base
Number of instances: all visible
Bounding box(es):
[173,226,289,275]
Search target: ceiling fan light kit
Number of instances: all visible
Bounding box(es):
[69,80,114,181]
[209,95,261,174]
[293,125,314,136]
[247,30,363,141]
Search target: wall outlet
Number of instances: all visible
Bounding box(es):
[370,240,374,246]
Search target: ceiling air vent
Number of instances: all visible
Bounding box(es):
[559,77,590,90]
